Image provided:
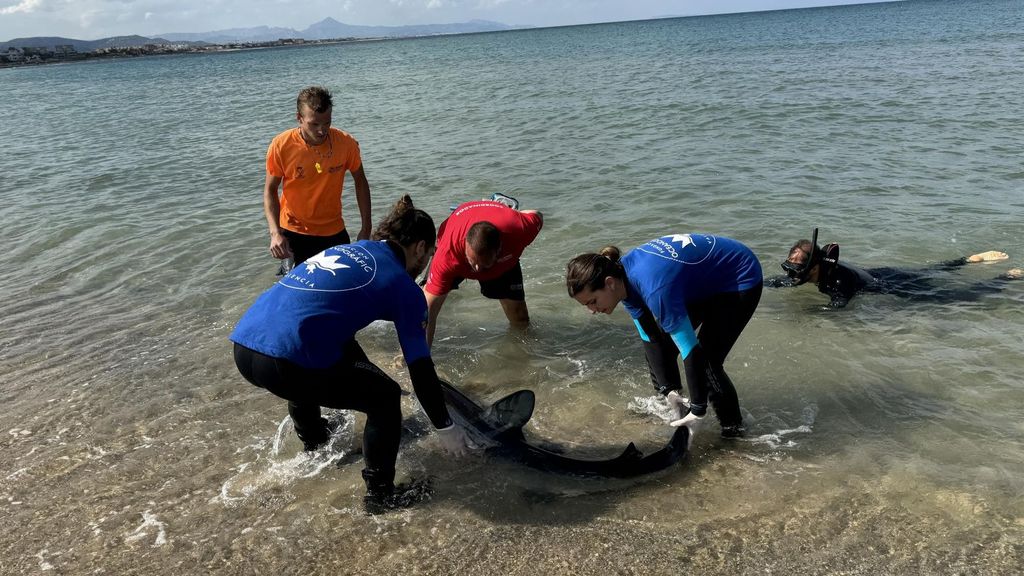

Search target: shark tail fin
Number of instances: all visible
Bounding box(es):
[483,390,535,434]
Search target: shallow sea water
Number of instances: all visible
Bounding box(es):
[2,0,1023,573]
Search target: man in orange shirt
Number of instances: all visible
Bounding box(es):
[264,86,372,266]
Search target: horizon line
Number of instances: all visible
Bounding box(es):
[0,1,900,44]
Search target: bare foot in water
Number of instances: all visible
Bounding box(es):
[1004,268,1023,279]
[967,250,1009,263]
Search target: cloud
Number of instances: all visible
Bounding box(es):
[386,0,518,7]
[0,0,45,15]
[77,6,101,29]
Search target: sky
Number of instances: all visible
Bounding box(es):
[0,0,895,41]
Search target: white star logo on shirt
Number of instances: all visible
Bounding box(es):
[669,234,694,249]
[304,253,350,275]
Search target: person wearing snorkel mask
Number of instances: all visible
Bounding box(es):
[767,228,1021,308]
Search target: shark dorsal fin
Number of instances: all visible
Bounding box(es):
[617,442,643,462]
[484,390,535,432]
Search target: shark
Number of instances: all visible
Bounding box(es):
[439,380,689,478]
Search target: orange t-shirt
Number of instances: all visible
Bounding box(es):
[266,127,363,236]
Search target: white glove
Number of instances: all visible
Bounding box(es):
[670,411,704,449]
[665,390,690,421]
[436,424,469,457]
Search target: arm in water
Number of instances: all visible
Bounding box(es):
[263,173,292,260]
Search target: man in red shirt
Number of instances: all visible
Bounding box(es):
[423,200,543,347]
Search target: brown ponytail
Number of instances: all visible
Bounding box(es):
[566,246,626,296]
[372,195,436,248]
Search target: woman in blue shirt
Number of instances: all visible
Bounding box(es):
[566,234,763,445]
[231,195,467,513]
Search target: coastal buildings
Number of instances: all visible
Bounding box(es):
[1,44,79,65]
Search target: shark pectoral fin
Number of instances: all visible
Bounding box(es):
[483,390,535,432]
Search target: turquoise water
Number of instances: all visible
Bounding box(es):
[2,0,1023,573]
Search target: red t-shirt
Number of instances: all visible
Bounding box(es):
[424,201,543,296]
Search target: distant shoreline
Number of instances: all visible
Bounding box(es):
[0,36,388,69]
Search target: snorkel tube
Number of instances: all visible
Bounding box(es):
[781,227,819,285]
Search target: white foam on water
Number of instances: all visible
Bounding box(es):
[35,550,54,571]
[747,425,813,449]
[627,395,673,422]
[565,356,587,379]
[269,415,291,456]
[542,354,587,382]
[629,396,814,450]
[123,510,167,547]
[6,467,29,481]
[214,411,356,505]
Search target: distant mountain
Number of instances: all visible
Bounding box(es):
[0,19,531,52]
[158,26,301,44]
[0,35,193,52]
[1,36,82,50]
[91,35,180,49]
[160,18,530,43]
[300,17,528,40]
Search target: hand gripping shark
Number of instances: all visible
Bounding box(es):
[439,380,689,478]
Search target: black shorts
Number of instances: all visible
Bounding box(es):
[282,228,351,265]
[451,261,526,301]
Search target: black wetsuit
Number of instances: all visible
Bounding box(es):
[230,240,452,494]
[233,340,406,490]
[635,286,762,428]
[767,257,1016,308]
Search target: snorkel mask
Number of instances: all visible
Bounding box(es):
[781,228,819,285]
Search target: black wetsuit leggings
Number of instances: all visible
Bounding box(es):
[232,340,401,489]
[639,283,762,427]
